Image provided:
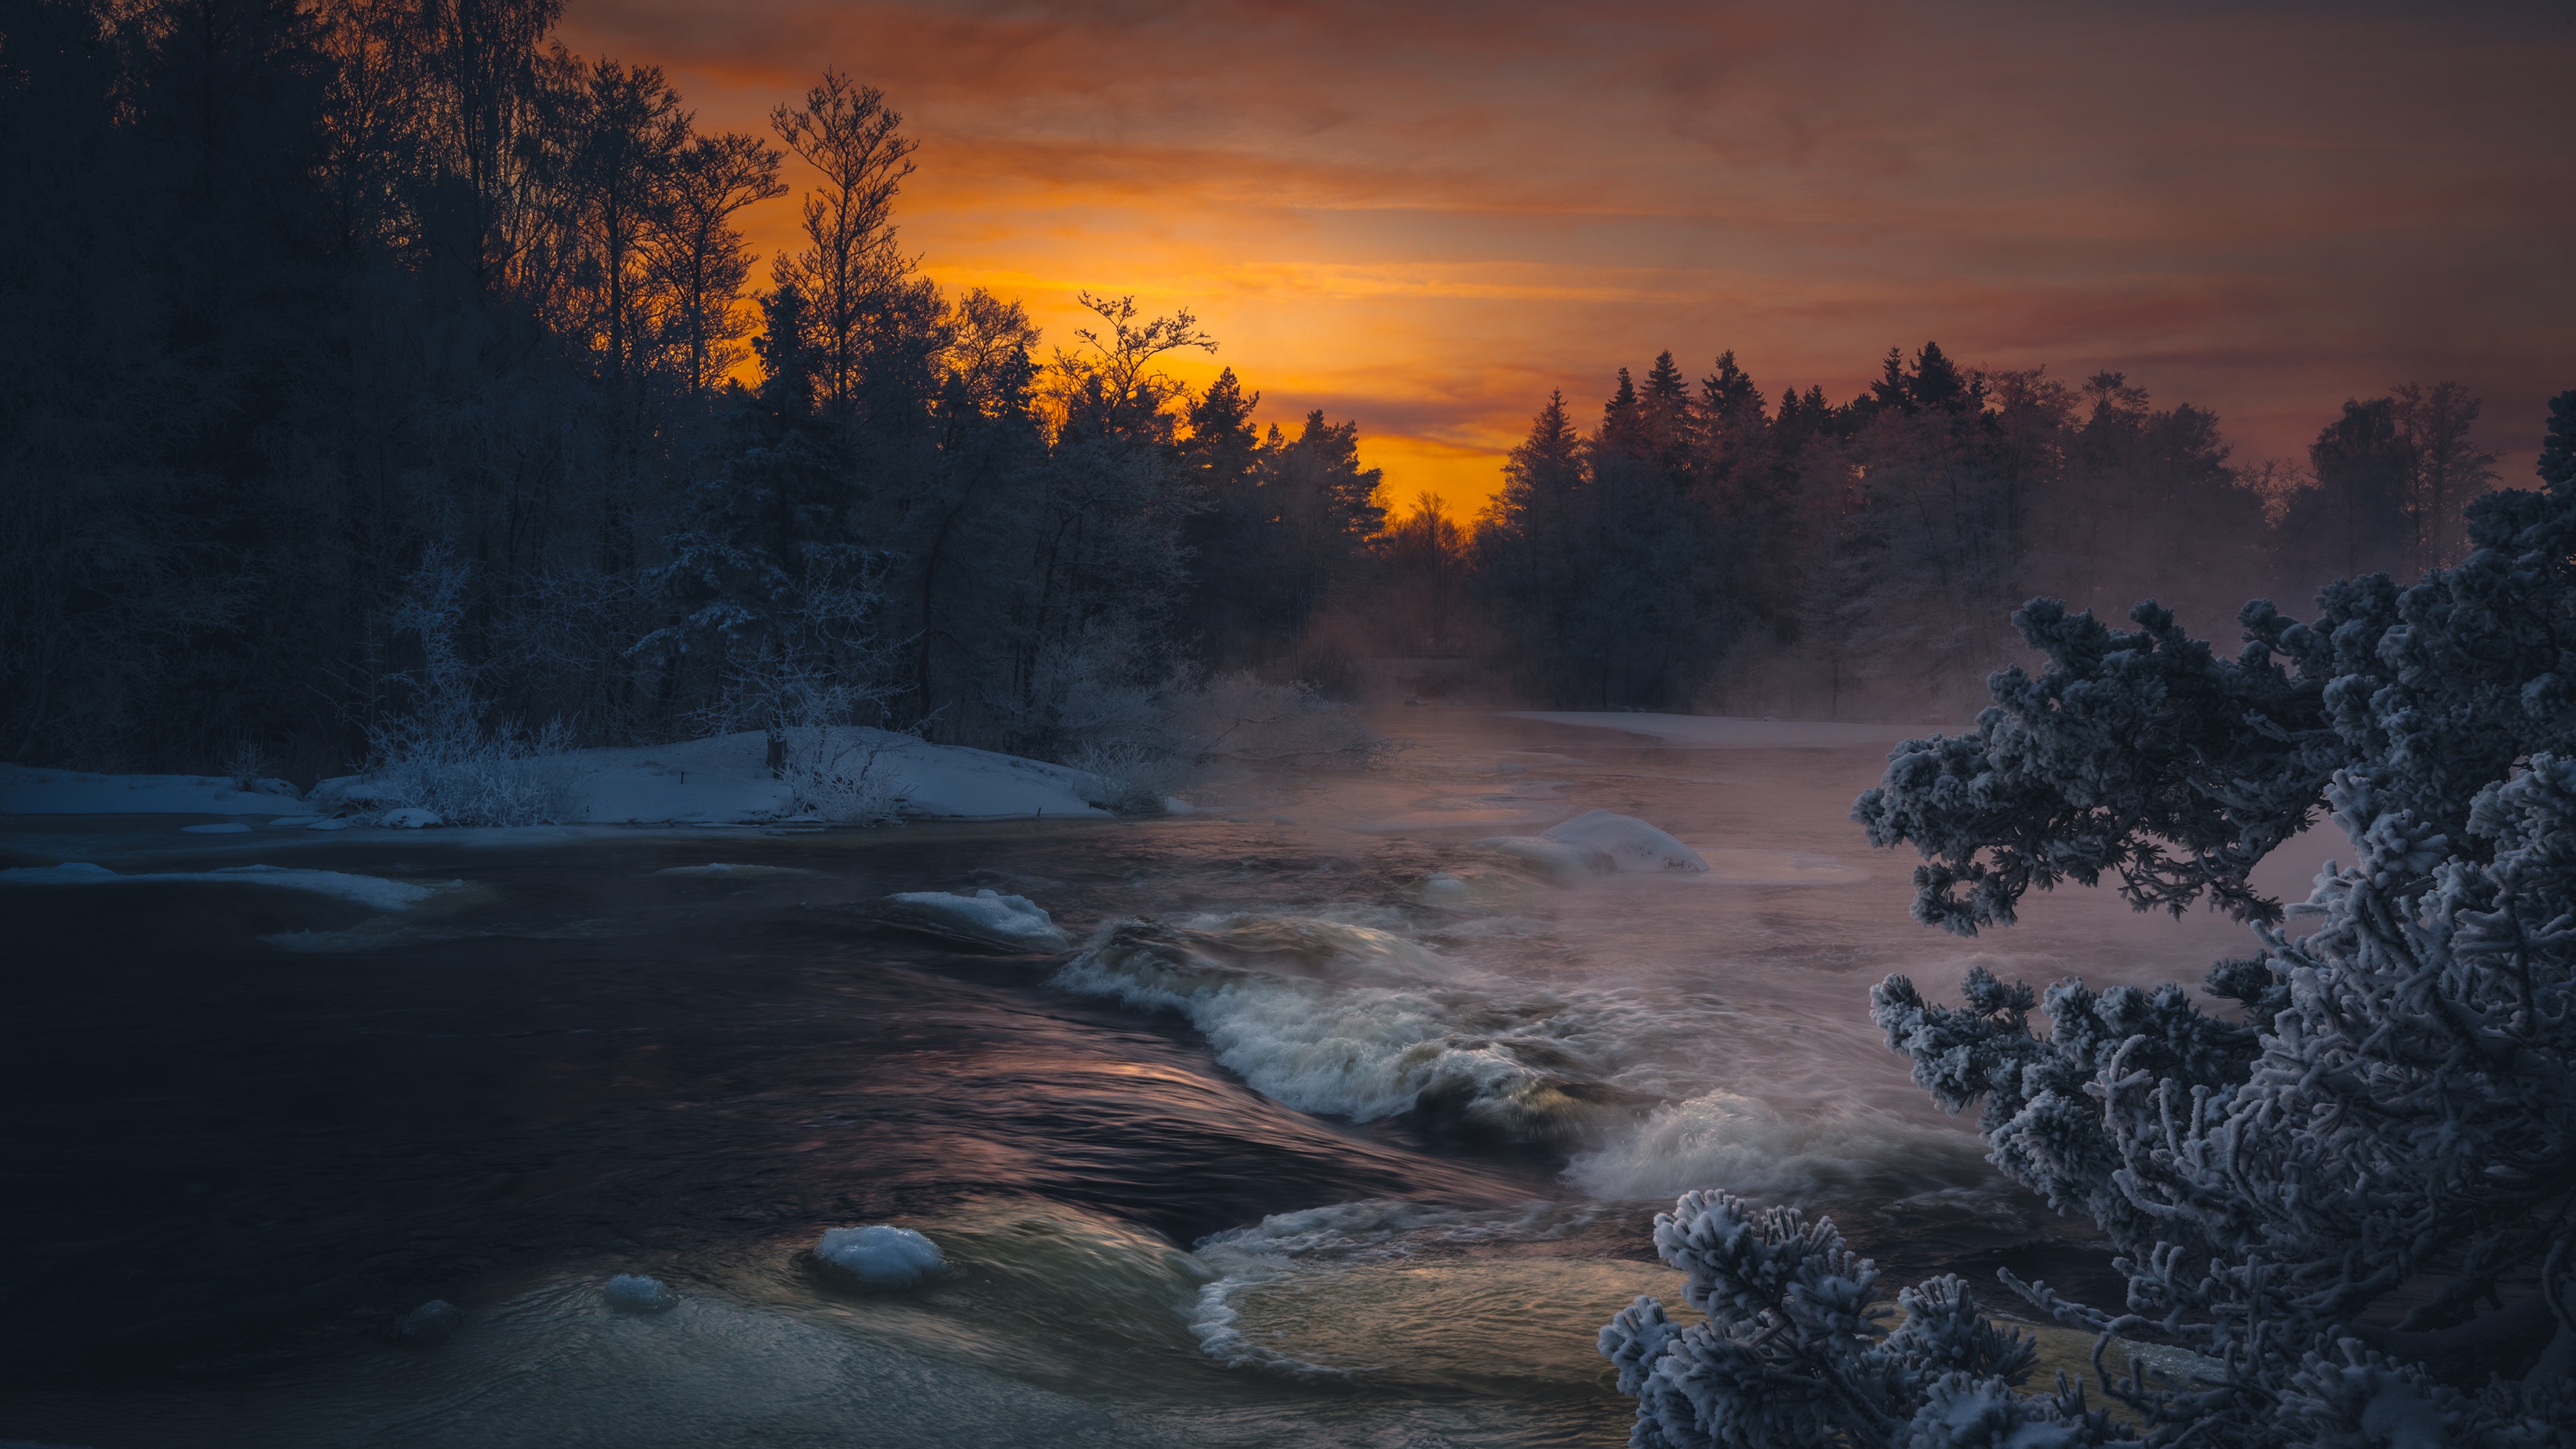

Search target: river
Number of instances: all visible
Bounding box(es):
[0,709,2309,1447]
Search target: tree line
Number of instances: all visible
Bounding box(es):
[1464,346,2504,718]
[0,0,2516,777]
[0,0,1393,780]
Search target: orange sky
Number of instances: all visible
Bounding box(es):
[566,0,2576,520]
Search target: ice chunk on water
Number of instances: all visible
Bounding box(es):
[0,862,441,912]
[1538,810,1708,872]
[816,1225,944,1288]
[877,889,1072,951]
[399,1299,462,1342]
[604,1273,674,1312]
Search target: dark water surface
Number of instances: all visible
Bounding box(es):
[0,714,2284,1446]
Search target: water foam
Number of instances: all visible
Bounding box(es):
[1053,916,1616,1140]
[1566,1089,1988,1201]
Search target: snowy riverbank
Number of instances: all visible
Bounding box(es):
[1,729,1117,828]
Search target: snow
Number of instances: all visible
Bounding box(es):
[0,862,444,912]
[603,1273,674,1313]
[399,1299,462,1343]
[379,808,443,829]
[814,1226,944,1288]
[569,731,1111,826]
[1540,809,1709,872]
[1501,712,1924,749]
[0,765,313,815]
[5,728,1116,828]
[876,889,1073,951]
[1476,810,1709,878]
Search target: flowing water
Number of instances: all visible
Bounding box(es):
[0,711,2318,1447]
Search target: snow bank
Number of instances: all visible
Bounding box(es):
[0,862,443,911]
[551,730,1113,825]
[1501,712,1923,749]
[815,1226,944,1288]
[604,1273,674,1313]
[875,890,1073,951]
[1,765,306,815]
[7,728,1118,828]
[1476,810,1708,879]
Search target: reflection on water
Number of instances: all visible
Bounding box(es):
[0,711,2308,1446]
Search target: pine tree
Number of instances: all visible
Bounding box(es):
[1603,390,2576,1449]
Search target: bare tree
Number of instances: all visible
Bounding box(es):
[769,69,916,409]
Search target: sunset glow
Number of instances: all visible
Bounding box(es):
[567,0,2574,517]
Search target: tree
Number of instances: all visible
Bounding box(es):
[1606,390,2576,1447]
[769,68,916,412]
[651,130,784,396]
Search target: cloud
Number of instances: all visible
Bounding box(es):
[564,0,2576,513]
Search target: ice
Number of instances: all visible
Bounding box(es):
[651,863,818,877]
[604,1273,674,1313]
[399,1299,462,1343]
[877,889,1073,951]
[0,862,444,912]
[815,1225,944,1288]
[379,807,443,828]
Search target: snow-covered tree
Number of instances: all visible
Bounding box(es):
[1604,391,2576,1448]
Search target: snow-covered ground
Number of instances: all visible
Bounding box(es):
[1500,712,1927,749]
[1,730,1113,827]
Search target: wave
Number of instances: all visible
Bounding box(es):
[1566,1089,1989,1201]
[1053,915,1627,1144]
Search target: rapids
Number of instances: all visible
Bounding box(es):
[0,710,2322,1446]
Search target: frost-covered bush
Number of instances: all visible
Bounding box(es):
[775,724,910,824]
[1605,393,2576,1447]
[362,551,586,826]
[1601,1191,2125,1448]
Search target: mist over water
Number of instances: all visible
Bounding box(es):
[0,710,2326,1446]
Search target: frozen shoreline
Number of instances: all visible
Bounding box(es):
[2,729,1114,828]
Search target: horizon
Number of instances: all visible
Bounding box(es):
[566,0,2576,518]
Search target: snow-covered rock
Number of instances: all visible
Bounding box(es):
[1475,810,1709,879]
[815,1225,943,1288]
[398,1299,462,1343]
[1477,835,1614,881]
[874,889,1073,951]
[1541,810,1709,871]
[378,807,443,828]
[604,1273,674,1313]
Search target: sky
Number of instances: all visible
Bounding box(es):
[564,0,2576,520]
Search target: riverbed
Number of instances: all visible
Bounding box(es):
[0,709,2310,1447]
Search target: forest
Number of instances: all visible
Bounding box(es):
[0,0,2509,783]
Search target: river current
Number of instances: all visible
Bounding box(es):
[0,710,2314,1447]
